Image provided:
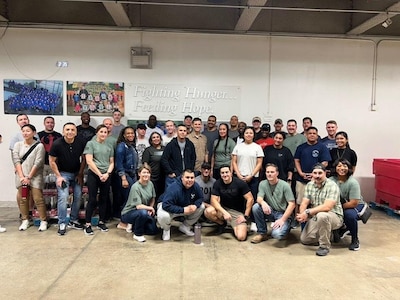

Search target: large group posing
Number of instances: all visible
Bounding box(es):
[3,112,368,257]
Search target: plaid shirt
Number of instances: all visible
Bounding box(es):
[304,178,343,218]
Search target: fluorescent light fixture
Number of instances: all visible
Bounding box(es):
[382,18,392,28]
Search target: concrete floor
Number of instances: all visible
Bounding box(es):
[0,205,399,300]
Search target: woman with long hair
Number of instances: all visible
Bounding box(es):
[142,132,165,199]
[84,124,114,235]
[331,159,365,251]
[120,165,158,242]
[211,123,236,180]
[115,126,138,214]
[329,131,357,173]
[12,124,47,231]
[232,126,264,200]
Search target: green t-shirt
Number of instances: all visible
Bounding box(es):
[331,176,364,205]
[213,137,236,168]
[84,139,114,173]
[121,181,156,216]
[257,179,295,212]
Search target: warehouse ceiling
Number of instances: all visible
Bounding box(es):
[2,0,400,38]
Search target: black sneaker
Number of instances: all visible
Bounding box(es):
[214,221,227,235]
[349,238,360,251]
[332,229,340,243]
[97,222,109,232]
[57,223,66,236]
[68,221,84,230]
[85,225,94,235]
[316,247,330,256]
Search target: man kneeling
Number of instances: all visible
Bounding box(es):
[296,163,343,256]
[157,169,205,241]
[251,163,295,244]
[204,165,254,241]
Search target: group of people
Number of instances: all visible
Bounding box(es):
[4,112,367,257]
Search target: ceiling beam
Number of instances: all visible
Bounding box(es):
[235,0,268,31]
[347,2,400,35]
[103,2,131,27]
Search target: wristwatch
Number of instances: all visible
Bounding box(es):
[244,215,250,221]
[305,209,311,216]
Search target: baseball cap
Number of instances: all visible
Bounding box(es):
[261,123,271,131]
[252,116,261,123]
[136,123,146,130]
[201,162,211,169]
[274,118,283,124]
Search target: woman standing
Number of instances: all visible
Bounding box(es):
[12,124,47,231]
[232,126,264,200]
[115,126,138,214]
[84,124,114,235]
[331,159,364,251]
[329,131,357,173]
[211,123,236,180]
[120,166,158,242]
[142,132,165,199]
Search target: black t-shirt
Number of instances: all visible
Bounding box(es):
[77,125,96,145]
[49,137,86,173]
[38,131,62,165]
[142,145,165,181]
[211,177,250,212]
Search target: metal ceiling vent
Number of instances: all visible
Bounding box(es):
[130,47,152,69]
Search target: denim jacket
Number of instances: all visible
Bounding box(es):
[115,142,138,177]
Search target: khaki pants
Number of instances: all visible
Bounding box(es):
[300,211,342,249]
[18,187,47,221]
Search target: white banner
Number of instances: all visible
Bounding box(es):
[125,83,241,120]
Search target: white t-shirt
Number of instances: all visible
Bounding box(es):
[232,142,264,177]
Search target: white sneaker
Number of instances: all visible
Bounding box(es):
[19,220,30,231]
[38,221,48,232]
[126,223,133,233]
[0,225,6,233]
[179,224,194,236]
[250,222,258,232]
[162,229,171,241]
[133,234,146,242]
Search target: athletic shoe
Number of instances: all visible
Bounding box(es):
[316,247,330,256]
[0,225,6,233]
[340,230,350,239]
[214,222,227,235]
[68,221,84,230]
[178,224,194,236]
[19,220,30,231]
[250,222,258,232]
[38,221,48,232]
[332,229,341,243]
[58,223,66,236]
[251,234,268,244]
[126,223,133,233]
[349,238,360,251]
[97,222,109,232]
[133,235,146,242]
[162,229,170,241]
[85,225,94,235]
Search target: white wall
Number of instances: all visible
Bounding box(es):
[1,28,399,204]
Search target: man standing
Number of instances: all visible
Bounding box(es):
[205,165,254,241]
[9,114,38,151]
[269,118,287,137]
[255,123,274,149]
[251,164,295,243]
[38,116,62,177]
[183,115,193,133]
[252,116,263,141]
[77,112,96,145]
[163,120,177,145]
[202,115,219,161]
[187,117,208,174]
[161,124,196,188]
[321,120,338,150]
[111,109,125,137]
[135,123,150,167]
[145,114,164,138]
[283,119,306,156]
[296,163,343,256]
[301,117,313,135]
[157,169,205,241]
[49,122,86,235]
[195,162,216,207]
[294,126,331,207]
[228,115,239,139]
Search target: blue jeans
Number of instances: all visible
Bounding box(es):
[57,171,82,225]
[121,209,158,236]
[252,203,292,240]
[343,203,364,239]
